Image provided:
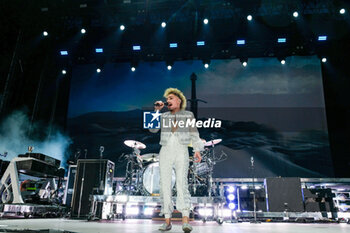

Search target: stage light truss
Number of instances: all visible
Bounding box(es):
[45,0,342,64]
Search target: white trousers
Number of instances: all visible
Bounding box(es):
[159,133,191,218]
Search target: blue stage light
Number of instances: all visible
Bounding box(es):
[228,203,236,210]
[227,194,235,201]
[197,41,205,46]
[237,40,245,45]
[203,18,209,24]
[226,186,235,193]
[169,43,178,48]
[161,22,166,28]
[278,38,286,43]
[133,45,141,51]
[60,51,68,56]
[318,36,327,41]
[95,48,103,53]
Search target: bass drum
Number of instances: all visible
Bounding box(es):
[142,162,176,195]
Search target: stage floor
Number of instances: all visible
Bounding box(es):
[0,219,349,233]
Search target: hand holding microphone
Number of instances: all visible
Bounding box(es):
[154,101,167,111]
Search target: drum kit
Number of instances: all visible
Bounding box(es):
[118,138,225,197]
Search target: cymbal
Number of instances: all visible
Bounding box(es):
[124,140,146,149]
[188,139,207,148]
[204,139,222,147]
[140,153,159,162]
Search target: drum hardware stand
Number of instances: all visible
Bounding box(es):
[207,156,214,198]
[121,147,143,195]
[207,142,218,197]
[249,156,260,224]
[98,146,105,193]
[132,147,144,195]
[191,164,197,196]
[122,153,134,195]
[190,144,218,197]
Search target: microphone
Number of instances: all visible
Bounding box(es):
[75,149,81,159]
[154,101,168,107]
[99,146,104,158]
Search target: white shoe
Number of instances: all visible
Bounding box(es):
[159,223,172,231]
[182,223,193,233]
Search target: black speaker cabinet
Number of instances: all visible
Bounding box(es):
[71,159,114,218]
[265,177,304,212]
[239,188,267,212]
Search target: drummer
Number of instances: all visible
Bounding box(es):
[150,88,204,233]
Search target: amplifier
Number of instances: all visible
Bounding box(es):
[71,159,114,218]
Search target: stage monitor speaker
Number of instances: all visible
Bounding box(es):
[71,159,114,218]
[63,165,77,207]
[265,177,304,212]
[238,188,267,212]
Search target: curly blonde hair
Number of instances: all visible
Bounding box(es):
[163,87,187,110]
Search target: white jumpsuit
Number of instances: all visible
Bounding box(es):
[159,132,191,218]
[149,110,203,218]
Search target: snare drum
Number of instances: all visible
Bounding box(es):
[142,162,176,195]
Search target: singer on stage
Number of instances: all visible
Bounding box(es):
[150,88,204,232]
